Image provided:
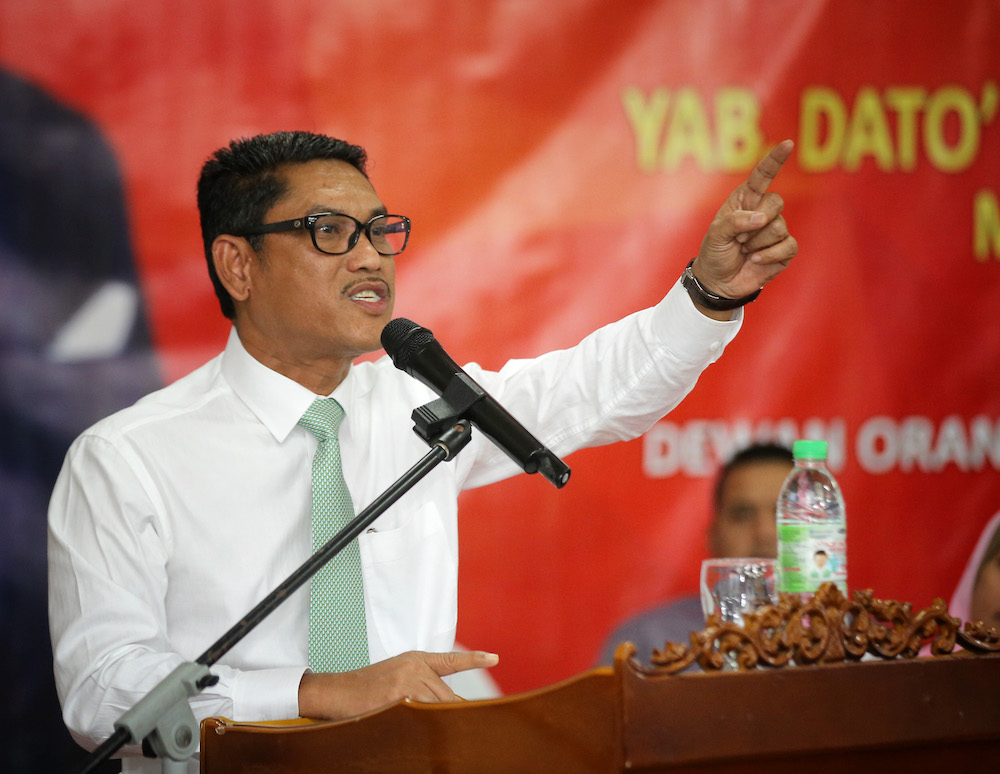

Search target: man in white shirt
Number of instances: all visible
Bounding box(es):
[48,131,797,769]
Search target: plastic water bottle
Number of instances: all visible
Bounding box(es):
[776,439,847,600]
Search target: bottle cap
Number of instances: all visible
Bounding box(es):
[792,439,828,460]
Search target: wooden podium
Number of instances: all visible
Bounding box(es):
[200,588,1000,772]
[200,651,1000,773]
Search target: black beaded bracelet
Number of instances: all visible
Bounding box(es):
[680,259,762,311]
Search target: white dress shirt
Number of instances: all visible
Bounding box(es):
[48,281,739,771]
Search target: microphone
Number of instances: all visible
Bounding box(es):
[381,318,571,489]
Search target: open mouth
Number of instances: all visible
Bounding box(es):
[344,280,390,311]
[349,289,382,302]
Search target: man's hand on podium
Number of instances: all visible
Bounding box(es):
[297,650,500,720]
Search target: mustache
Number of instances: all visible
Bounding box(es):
[342,277,391,298]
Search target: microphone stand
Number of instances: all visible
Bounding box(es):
[77,378,489,774]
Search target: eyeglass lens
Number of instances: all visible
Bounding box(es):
[313,214,408,255]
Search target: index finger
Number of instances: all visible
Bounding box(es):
[427,650,500,676]
[745,139,794,202]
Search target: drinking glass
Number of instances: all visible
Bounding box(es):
[700,558,777,627]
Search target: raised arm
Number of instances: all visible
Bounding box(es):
[687,139,799,319]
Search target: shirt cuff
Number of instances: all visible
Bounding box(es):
[230,666,307,721]
[649,279,743,364]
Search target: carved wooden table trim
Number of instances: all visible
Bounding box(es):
[638,582,1000,675]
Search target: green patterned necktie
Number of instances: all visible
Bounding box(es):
[298,398,369,672]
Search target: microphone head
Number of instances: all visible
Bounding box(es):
[381,318,435,371]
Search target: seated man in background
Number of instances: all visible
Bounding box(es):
[596,442,793,665]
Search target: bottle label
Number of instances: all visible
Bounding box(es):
[777,522,847,594]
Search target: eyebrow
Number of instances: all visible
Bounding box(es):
[307,205,389,219]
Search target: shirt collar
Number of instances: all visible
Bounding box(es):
[220,327,358,443]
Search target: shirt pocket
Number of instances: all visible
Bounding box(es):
[359,502,458,658]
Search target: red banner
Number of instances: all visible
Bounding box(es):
[2,0,998,703]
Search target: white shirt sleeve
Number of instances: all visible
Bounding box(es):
[48,432,305,752]
[459,280,741,488]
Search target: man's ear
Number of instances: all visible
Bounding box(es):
[212,235,256,304]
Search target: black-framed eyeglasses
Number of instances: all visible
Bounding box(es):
[240,212,411,256]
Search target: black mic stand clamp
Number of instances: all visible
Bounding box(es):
[411,372,484,446]
[412,371,570,487]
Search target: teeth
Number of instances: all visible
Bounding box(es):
[350,290,379,301]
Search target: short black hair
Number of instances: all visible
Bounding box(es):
[713,442,794,508]
[196,131,368,319]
